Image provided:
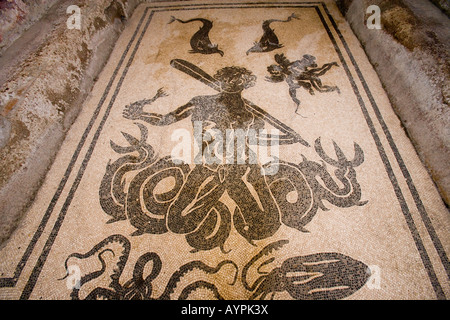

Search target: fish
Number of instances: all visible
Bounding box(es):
[169,16,224,56]
[246,13,299,55]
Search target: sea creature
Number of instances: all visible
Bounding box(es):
[242,240,371,300]
[60,235,238,300]
[169,16,224,56]
[246,13,299,55]
[267,53,340,113]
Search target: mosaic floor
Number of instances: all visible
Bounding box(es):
[0,0,449,300]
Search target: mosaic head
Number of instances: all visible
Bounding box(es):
[214,66,257,93]
[266,64,285,83]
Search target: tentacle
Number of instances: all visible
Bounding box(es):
[157,260,238,300]
[133,252,162,284]
[61,235,131,299]
[99,124,156,223]
[178,281,225,300]
[84,287,120,300]
[249,279,272,300]
[242,240,289,292]
[69,249,112,300]
[121,252,162,300]
[257,257,275,275]
[314,138,340,167]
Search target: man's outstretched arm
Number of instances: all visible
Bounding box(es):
[123,89,195,126]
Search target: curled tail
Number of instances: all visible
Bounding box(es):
[59,235,131,300]
[158,260,238,300]
[168,16,178,24]
[168,16,211,26]
[287,13,299,22]
[265,13,299,26]
[242,240,289,291]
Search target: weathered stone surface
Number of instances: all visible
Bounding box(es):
[0,0,60,55]
[0,0,143,245]
[430,0,450,17]
[337,0,450,205]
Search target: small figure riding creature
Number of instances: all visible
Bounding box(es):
[266,53,340,114]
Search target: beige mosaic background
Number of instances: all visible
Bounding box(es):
[0,0,448,300]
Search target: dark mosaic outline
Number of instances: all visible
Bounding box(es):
[0,1,445,300]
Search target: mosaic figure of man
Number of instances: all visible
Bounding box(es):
[123,66,301,244]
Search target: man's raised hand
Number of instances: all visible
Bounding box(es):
[123,88,168,120]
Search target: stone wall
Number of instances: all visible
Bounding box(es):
[430,0,450,17]
[336,0,450,206]
[0,0,144,245]
[0,0,59,55]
